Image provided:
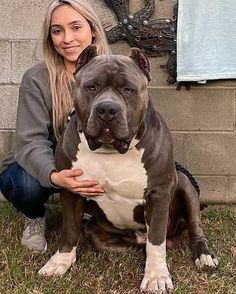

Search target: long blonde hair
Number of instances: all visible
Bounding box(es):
[41,0,110,139]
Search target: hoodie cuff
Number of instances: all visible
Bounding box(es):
[39,162,61,189]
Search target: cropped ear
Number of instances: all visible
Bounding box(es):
[73,45,98,77]
[129,47,151,82]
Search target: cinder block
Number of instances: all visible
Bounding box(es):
[0,0,118,39]
[171,133,186,164]
[228,176,236,203]
[0,0,48,39]
[0,131,15,165]
[154,0,177,18]
[206,79,236,89]
[0,0,116,39]
[94,0,116,25]
[12,40,39,84]
[149,55,172,87]
[184,133,236,175]
[149,88,235,131]
[195,176,228,203]
[0,41,11,83]
[0,85,18,129]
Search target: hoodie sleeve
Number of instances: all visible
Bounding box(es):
[14,66,58,188]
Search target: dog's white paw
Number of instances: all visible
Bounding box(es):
[142,238,173,293]
[140,270,173,293]
[195,253,218,270]
[38,247,77,276]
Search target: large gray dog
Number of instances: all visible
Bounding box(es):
[39,46,218,293]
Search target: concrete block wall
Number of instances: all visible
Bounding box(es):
[0,0,236,203]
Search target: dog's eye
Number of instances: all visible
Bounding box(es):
[123,88,134,95]
[87,85,97,92]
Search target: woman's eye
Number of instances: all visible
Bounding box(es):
[73,25,81,31]
[51,29,61,35]
[87,85,97,92]
[123,88,134,95]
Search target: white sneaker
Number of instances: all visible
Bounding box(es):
[21,217,47,252]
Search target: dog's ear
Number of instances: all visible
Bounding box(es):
[73,45,98,78]
[129,48,151,82]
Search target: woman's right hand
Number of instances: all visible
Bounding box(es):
[50,169,104,197]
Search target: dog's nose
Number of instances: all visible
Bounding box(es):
[95,101,120,121]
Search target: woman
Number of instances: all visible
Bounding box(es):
[0,0,110,252]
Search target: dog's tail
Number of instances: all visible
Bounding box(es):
[175,162,207,210]
[175,162,200,195]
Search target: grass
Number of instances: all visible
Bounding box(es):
[0,202,235,294]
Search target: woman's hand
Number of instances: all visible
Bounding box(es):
[50,169,104,197]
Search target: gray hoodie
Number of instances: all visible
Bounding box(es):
[0,63,58,188]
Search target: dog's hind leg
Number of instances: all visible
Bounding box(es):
[176,171,218,270]
[84,218,144,252]
[39,190,85,276]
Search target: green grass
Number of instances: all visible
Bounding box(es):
[0,202,235,294]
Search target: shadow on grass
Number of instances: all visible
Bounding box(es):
[0,201,235,294]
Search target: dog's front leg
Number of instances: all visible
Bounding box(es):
[38,190,85,276]
[140,188,173,293]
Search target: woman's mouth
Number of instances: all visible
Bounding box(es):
[63,45,80,53]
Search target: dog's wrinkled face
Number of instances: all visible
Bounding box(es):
[73,46,151,154]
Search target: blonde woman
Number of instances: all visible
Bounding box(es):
[0,0,110,251]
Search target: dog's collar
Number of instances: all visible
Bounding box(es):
[67,107,76,122]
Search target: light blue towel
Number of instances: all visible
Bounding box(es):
[177,0,236,82]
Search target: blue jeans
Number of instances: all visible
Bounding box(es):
[0,163,58,218]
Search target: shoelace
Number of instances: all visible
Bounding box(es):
[24,218,44,237]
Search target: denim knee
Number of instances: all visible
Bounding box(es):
[0,163,55,218]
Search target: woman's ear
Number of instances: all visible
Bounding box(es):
[92,35,96,44]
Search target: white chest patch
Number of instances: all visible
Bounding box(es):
[72,133,147,230]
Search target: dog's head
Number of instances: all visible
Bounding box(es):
[72,45,151,154]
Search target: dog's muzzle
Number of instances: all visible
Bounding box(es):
[85,101,132,153]
[95,101,121,123]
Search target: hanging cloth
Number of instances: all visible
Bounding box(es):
[177,0,236,82]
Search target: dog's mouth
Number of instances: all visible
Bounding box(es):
[85,130,131,154]
[97,128,114,144]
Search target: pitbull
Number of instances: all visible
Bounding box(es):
[39,46,218,293]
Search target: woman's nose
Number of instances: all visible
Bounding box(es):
[63,30,74,43]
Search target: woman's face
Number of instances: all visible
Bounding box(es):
[50,5,94,70]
